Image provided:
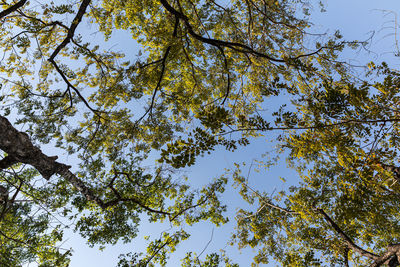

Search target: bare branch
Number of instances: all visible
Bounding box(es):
[46,0,102,116]
[237,180,297,215]
[197,228,214,258]
[48,60,101,116]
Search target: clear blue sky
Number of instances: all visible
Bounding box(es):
[24,1,399,266]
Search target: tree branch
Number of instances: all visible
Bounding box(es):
[0,155,18,170]
[49,0,91,61]
[48,59,101,116]
[47,0,101,116]
[159,0,346,64]
[0,115,221,221]
[136,16,179,123]
[0,115,61,179]
[143,236,172,266]
[0,0,27,20]
[219,118,400,136]
[370,244,400,267]
[159,0,285,62]
[217,46,230,105]
[317,208,379,260]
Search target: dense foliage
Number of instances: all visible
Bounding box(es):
[0,0,398,266]
[232,65,400,266]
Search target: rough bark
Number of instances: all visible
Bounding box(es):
[0,115,169,214]
[0,115,64,179]
[0,115,102,204]
[370,244,400,267]
[317,208,400,267]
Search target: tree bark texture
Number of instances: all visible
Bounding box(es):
[0,115,105,206]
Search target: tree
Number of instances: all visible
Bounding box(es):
[0,0,368,265]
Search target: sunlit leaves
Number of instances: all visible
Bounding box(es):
[0,0,367,265]
[232,64,400,265]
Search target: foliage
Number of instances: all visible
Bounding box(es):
[0,0,391,266]
[181,252,239,267]
[0,167,72,266]
[231,64,400,266]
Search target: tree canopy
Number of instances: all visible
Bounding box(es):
[0,0,399,266]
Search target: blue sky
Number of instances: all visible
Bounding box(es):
[22,0,400,266]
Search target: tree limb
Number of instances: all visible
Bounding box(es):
[49,0,91,61]
[317,208,379,260]
[0,115,61,179]
[370,244,400,267]
[0,0,27,20]
[159,0,347,64]
[47,0,102,116]
[0,155,18,170]
[219,117,400,136]
[0,115,217,221]
[136,16,179,123]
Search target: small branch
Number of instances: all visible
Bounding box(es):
[47,0,102,117]
[219,118,400,136]
[317,208,378,260]
[246,0,303,31]
[0,178,23,222]
[159,0,348,64]
[0,228,29,245]
[159,0,285,62]
[102,197,171,215]
[136,58,164,69]
[143,236,172,266]
[197,228,214,259]
[238,180,296,215]
[114,169,158,188]
[217,46,230,105]
[0,0,27,20]
[136,16,179,123]
[48,59,101,116]
[49,0,91,61]
[168,196,209,222]
[103,172,170,215]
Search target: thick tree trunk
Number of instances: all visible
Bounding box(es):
[0,115,105,207]
[370,244,400,267]
[0,115,173,214]
[0,115,62,179]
